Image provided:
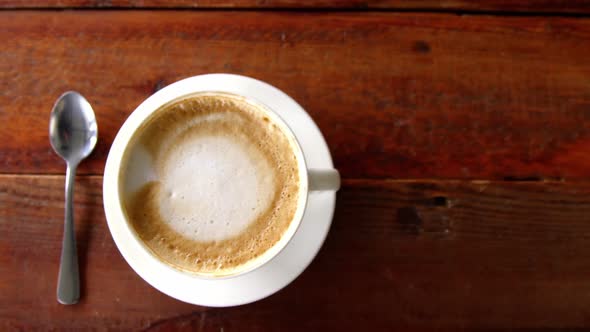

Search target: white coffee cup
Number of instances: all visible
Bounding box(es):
[103,74,340,289]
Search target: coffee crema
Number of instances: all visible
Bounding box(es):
[120,93,301,276]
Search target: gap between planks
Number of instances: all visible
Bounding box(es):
[0,7,590,19]
[0,173,586,184]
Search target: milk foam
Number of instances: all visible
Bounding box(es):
[157,135,275,242]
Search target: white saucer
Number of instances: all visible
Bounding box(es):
[104,74,337,307]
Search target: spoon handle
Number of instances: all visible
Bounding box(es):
[57,163,80,304]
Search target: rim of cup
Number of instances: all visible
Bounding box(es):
[104,79,311,280]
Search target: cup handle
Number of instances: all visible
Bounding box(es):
[308,169,340,191]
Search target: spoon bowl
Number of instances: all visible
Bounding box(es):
[50,92,98,164]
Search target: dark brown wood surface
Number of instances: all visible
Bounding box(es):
[4,176,590,329]
[2,11,590,179]
[2,3,590,331]
[2,0,590,13]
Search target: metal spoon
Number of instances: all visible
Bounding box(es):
[49,91,98,305]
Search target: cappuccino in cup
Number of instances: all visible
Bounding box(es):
[120,93,302,277]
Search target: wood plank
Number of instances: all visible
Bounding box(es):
[2,11,590,179]
[3,175,590,329]
[1,0,590,13]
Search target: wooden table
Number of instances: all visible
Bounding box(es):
[2,1,590,330]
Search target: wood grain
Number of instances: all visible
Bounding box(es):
[1,11,590,179]
[3,175,590,329]
[1,0,590,13]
